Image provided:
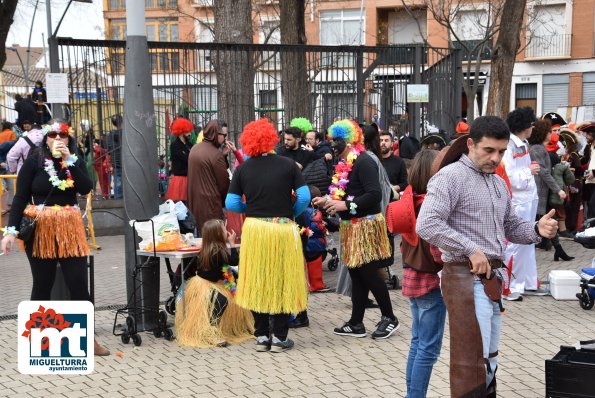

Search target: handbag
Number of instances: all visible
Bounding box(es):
[19,187,55,244]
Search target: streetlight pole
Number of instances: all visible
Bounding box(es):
[7,48,28,87]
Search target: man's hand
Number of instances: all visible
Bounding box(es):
[304,144,313,151]
[558,190,567,200]
[311,196,326,207]
[296,162,303,170]
[324,153,332,161]
[226,141,237,152]
[469,249,491,278]
[392,185,401,193]
[323,199,347,215]
[538,209,558,238]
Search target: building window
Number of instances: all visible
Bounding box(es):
[515,83,537,110]
[451,8,493,61]
[150,52,180,72]
[110,19,127,40]
[145,0,176,8]
[582,73,595,106]
[109,0,126,10]
[258,19,280,69]
[320,9,364,67]
[542,74,569,113]
[526,3,571,58]
[320,9,365,46]
[388,9,426,45]
[259,89,278,125]
[146,18,179,42]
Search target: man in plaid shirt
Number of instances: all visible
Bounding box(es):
[417,116,558,397]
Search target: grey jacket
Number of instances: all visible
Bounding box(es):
[530,144,561,215]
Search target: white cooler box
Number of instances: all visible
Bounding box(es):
[548,270,581,300]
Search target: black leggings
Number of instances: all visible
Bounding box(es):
[349,259,395,325]
[26,246,90,301]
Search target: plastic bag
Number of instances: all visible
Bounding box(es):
[159,199,189,221]
[131,211,180,250]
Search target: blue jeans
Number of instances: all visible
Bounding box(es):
[113,167,123,199]
[406,288,446,398]
[474,280,501,386]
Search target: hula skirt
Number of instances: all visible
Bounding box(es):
[175,277,254,348]
[23,204,90,259]
[340,213,391,268]
[165,175,188,202]
[235,217,308,314]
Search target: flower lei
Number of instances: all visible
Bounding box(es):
[222,265,237,296]
[328,147,362,214]
[44,154,78,191]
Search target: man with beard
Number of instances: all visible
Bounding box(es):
[379,131,408,199]
[188,119,231,231]
[277,127,317,171]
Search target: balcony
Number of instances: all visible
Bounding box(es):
[452,40,492,62]
[525,34,571,59]
[192,0,213,6]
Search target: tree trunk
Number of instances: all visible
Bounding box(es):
[486,0,527,118]
[0,0,19,70]
[280,0,311,125]
[213,0,254,136]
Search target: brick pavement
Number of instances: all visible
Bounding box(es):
[1,234,594,397]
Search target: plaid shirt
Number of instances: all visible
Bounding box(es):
[402,268,440,298]
[416,154,540,263]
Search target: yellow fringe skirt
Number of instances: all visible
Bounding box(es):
[175,277,254,348]
[23,204,90,259]
[340,213,391,268]
[235,217,308,314]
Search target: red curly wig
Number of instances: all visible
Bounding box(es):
[171,117,194,136]
[240,118,279,157]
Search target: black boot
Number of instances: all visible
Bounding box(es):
[536,238,553,251]
[288,311,310,328]
[552,235,574,261]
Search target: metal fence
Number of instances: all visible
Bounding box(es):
[56,38,462,153]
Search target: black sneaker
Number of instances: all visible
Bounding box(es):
[371,316,399,339]
[270,336,294,353]
[255,336,270,352]
[333,322,366,337]
[365,299,379,308]
[288,315,310,329]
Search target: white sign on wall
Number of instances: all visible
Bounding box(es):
[45,73,69,104]
[407,84,429,103]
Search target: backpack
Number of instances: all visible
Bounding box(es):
[20,136,39,164]
[302,157,332,195]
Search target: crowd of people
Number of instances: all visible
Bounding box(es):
[2,103,595,396]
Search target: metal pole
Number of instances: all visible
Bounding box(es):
[123,0,160,331]
[46,0,65,120]
[25,0,41,89]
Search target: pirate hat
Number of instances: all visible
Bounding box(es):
[542,112,567,128]
[385,185,418,246]
[576,120,595,135]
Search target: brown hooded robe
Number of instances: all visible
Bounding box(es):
[187,120,230,231]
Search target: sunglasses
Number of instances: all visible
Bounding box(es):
[47,132,69,139]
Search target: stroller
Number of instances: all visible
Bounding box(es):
[574,217,595,310]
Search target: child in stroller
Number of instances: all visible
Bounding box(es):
[574,217,595,309]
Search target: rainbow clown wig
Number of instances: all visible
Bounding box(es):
[327,119,364,146]
[289,117,312,135]
[240,118,279,157]
[171,117,194,136]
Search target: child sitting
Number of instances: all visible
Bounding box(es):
[175,219,254,348]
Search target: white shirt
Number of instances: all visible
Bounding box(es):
[502,134,538,204]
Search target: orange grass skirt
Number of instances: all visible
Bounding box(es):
[23,204,90,259]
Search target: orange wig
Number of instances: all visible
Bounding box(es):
[240,119,279,157]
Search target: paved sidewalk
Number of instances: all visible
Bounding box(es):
[1,234,593,397]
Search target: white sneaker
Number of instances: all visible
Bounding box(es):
[505,292,523,301]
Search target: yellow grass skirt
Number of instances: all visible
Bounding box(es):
[23,204,90,259]
[235,217,308,314]
[175,277,254,348]
[340,213,391,268]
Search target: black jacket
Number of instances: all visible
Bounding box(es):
[302,157,332,195]
[106,129,122,169]
[277,146,317,170]
[170,137,193,176]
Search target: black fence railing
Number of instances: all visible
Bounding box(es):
[51,38,461,200]
[452,40,493,62]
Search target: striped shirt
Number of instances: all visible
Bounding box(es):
[416,154,540,263]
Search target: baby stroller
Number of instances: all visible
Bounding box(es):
[574,217,595,310]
